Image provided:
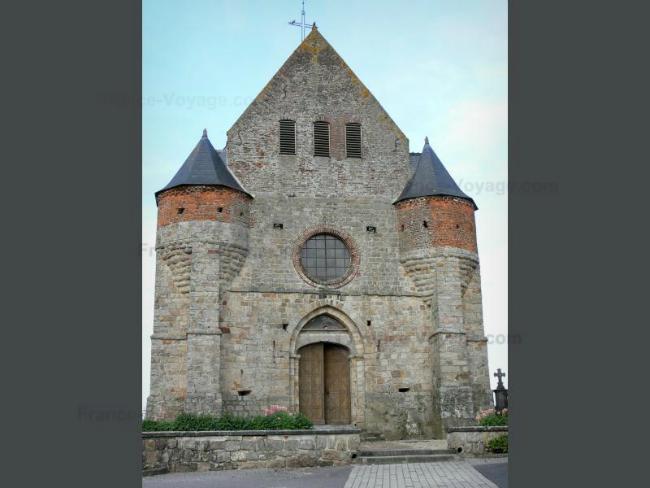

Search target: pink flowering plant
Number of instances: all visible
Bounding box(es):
[476,407,508,426]
[262,405,289,416]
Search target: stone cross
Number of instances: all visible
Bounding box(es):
[494,368,506,389]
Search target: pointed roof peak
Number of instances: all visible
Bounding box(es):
[302,24,324,43]
[394,139,477,209]
[229,25,406,143]
[156,130,252,199]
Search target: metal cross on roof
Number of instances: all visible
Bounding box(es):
[288,0,315,41]
[494,368,506,389]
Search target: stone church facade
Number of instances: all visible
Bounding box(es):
[146,27,492,439]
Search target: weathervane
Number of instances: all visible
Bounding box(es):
[288,0,315,41]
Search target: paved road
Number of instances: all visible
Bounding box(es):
[472,462,508,488]
[143,461,507,488]
[143,465,353,488]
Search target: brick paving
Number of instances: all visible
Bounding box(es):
[344,461,499,488]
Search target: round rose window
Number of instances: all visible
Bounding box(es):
[299,233,352,284]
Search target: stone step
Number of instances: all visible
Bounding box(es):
[359,448,456,457]
[360,432,384,441]
[356,453,457,465]
[359,438,448,451]
[142,467,169,477]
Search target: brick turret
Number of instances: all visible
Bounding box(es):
[395,138,492,434]
[146,130,253,420]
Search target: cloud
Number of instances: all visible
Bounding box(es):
[444,99,507,155]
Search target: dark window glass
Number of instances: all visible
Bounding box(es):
[300,233,352,283]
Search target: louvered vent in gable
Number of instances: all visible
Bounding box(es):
[279,119,296,155]
[346,123,362,158]
[313,121,330,157]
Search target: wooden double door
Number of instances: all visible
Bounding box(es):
[298,343,351,425]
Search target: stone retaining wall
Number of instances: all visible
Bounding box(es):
[446,426,508,456]
[142,429,361,476]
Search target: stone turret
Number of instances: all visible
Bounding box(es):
[395,138,492,434]
[146,129,253,420]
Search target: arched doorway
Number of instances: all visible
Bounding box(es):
[290,307,365,427]
[298,342,351,425]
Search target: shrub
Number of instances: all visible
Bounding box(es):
[281,412,313,429]
[476,408,508,426]
[142,411,314,432]
[486,434,508,453]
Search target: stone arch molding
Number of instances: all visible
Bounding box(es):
[290,305,365,357]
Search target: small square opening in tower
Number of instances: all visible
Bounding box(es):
[177,208,185,214]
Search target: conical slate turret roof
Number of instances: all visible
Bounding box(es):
[156,129,252,199]
[395,138,476,209]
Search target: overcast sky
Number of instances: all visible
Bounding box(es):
[142,0,508,411]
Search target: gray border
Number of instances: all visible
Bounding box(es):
[510,0,650,486]
[4,1,650,486]
[2,1,142,486]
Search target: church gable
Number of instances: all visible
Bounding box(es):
[230,28,406,143]
[226,27,411,197]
